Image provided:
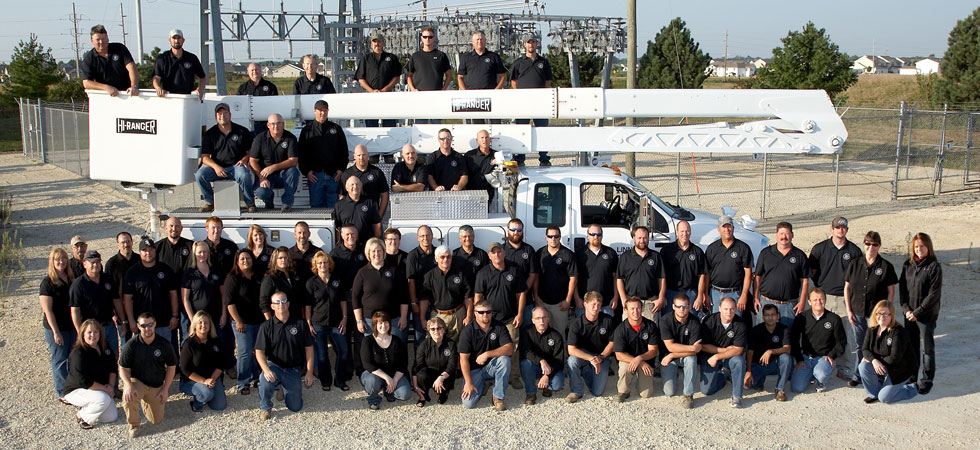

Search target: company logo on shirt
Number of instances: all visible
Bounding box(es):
[472,260,481,266]
[385,56,392,62]
[537,62,544,69]
[726,330,735,338]
[555,258,562,265]
[875,268,883,276]
[105,283,112,290]
[647,259,654,266]
[261,255,269,262]
[842,252,852,261]
[789,257,797,264]
[112,54,119,61]
[484,58,491,63]
[823,322,832,330]
[450,160,457,167]
[688,254,696,261]
[157,272,165,279]
[683,329,689,336]
[599,327,607,335]
[452,276,461,284]
[521,252,528,260]
[602,254,609,260]
[886,337,893,346]
[105,348,112,355]
[316,84,322,90]
[262,86,269,92]
[213,345,220,352]
[153,349,162,357]
[505,273,514,282]
[331,280,340,287]
[211,274,219,281]
[384,270,393,278]
[357,255,365,261]
[443,348,452,356]
[281,142,288,149]
[182,248,189,256]
[367,174,375,181]
[224,248,232,255]
[289,326,298,335]
[360,205,369,212]
[489,332,497,340]
[329,128,337,134]
[731,251,738,259]
[183,62,192,69]
[641,332,649,340]
[772,335,780,343]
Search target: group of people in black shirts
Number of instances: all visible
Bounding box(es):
[39,210,942,434]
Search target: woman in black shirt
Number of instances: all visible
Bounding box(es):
[359,311,411,409]
[412,317,458,407]
[179,310,227,411]
[899,232,942,395]
[260,246,305,320]
[63,319,118,429]
[246,224,274,277]
[843,231,898,385]
[352,238,409,341]
[181,242,232,370]
[225,249,263,394]
[306,250,350,391]
[40,247,76,400]
[858,300,917,404]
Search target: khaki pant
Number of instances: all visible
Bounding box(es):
[540,302,571,336]
[430,307,465,343]
[122,379,166,426]
[617,361,655,397]
[505,321,521,382]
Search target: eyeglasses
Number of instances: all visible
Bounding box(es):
[475,310,493,315]
[588,232,603,237]
[437,254,451,259]
[875,312,891,317]
[428,327,445,331]
[138,323,155,329]
[546,235,560,239]
[673,304,688,309]
[421,35,435,39]
[272,299,289,304]
[438,137,452,141]
[508,227,523,232]
[864,242,880,247]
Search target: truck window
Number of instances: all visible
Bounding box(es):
[533,183,566,228]
[580,183,635,228]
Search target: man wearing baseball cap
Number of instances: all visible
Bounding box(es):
[69,235,88,278]
[152,28,206,100]
[355,32,402,127]
[195,102,256,213]
[122,236,180,343]
[705,215,754,317]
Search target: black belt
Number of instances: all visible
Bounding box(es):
[711,286,739,293]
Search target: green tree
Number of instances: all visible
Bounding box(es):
[742,22,856,103]
[933,7,980,109]
[0,34,63,106]
[637,18,711,89]
[545,48,604,87]
[48,79,86,103]
[138,47,162,89]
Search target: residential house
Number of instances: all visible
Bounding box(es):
[851,55,908,74]
[269,63,303,78]
[915,58,941,75]
[707,59,757,77]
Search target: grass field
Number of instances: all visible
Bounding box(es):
[0,111,21,153]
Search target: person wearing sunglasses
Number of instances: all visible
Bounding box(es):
[427,129,469,192]
[533,226,578,335]
[858,300,918,404]
[412,317,458,407]
[458,301,514,410]
[658,293,702,409]
[406,27,452,97]
[575,224,619,319]
[843,231,898,388]
[119,313,178,438]
[255,291,314,420]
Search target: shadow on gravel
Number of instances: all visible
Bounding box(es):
[0,163,32,175]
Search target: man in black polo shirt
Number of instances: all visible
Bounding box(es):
[255,291,314,419]
[661,220,708,316]
[519,307,565,405]
[659,293,701,408]
[80,25,138,97]
[123,236,179,343]
[119,312,177,437]
[458,300,514,410]
[237,63,279,135]
[406,27,452,93]
[457,30,506,90]
[356,32,401,127]
[203,216,239,279]
[293,55,336,95]
[384,228,408,271]
[475,242,527,388]
[705,215,754,316]
[464,130,497,204]
[195,102,255,213]
[406,226,437,342]
[249,113,300,212]
[511,33,553,166]
[453,225,491,281]
[420,245,474,342]
[744,304,792,402]
[504,217,539,293]
[391,144,428,193]
[334,177,381,247]
[565,291,615,403]
[155,217,192,274]
[105,232,138,328]
[339,144,389,216]
[152,29,205,100]
[616,226,666,320]
[754,221,809,327]
[70,250,124,359]
[808,216,862,383]
[790,288,846,394]
[699,298,748,407]
[575,224,619,318]
[298,100,348,209]
[427,129,469,191]
[69,235,87,279]
[288,221,320,283]
[533,226,578,335]
[612,296,658,402]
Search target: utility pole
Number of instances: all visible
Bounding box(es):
[134,0,145,65]
[625,0,637,176]
[71,2,82,77]
[723,30,728,79]
[120,3,128,47]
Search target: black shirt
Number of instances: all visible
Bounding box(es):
[123,263,178,326]
[250,247,274,280]
[259,271,306,318]
[179,336,222,382]
[288,243,322,283]
[862,325,916,384]
[843,256,898,317]
[202,123,253,167]
[520,326,565,367]
[352,263,408,319]
[457,320,512,369]
[224,273,264,325]
[306,275,345,327]
[658,313,702,356]
[236,78,279,96]
[255,315,313,368]
[612,318,659,357]
[205,238,240,280]
[616,248,666,299]
[426,150,468,190]
[390,162,429,189]
[405,246,437,284]
[700,312,748,351]
[153,49,205,94]
[412,337,458,375]
[64,346,117,394]
[330,244,367,293]
[567,313,615,355]
[181,266,224,321]
[119,334,178,388]
[361,335,408,376]
[355,51,402,90]
[661,241,708,291]
[808,238,863,296]
[453,246,490,282]
[249,130,298,170]
[505,241,540,279]
[293,73,336,95]
[575,244,619,304]
[474,263,527,322]
[464,148,496,193]
[420,262,474,311]
[510,54,552,89]
[80,43,134,90]
[39,276,73,331]
[457,49,506,89]
[298,120,349,177]
[898,257,942,322]
[790,310,847,361]
[338,165,388,202]
[535,245,578,304]
[705,238,754,290]
[755,245,809,301]
[333,197,381,247]
[70,258,85,279]
[406,49,451,91]
[69,273,118,326]
[105,251,139,293]
[748,322,790,364]
[155,237,193,274]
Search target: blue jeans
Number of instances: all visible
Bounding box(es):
[313,324,351,387]
[850,315,869,381]
[232,321,261,390]
[700,354,746,399]
[750,353,792,392]
[757,297,797,327]
[567,355,611,397]
[710,288,743,317]
[520,359,566,395]
[858,361,917,404]
[195,164,255,206]
[258,362,304,412]
[360,371,412,406]
[307,172,338,208]
[253,167,300,208]
[462,356,511,408]
[155,326,173,343]
[44,328,76,398]
[791,354,835,392]
[662,355,698,396]
[412,308,428,347]
[103,324,120,390]
[180,377,227,410]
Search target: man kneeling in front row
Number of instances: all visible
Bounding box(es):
[459,301,514,411]
[255,291,314,420]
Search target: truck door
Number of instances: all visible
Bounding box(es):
[577,182,636,253]
[527,180,571,250]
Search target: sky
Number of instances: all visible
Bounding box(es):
[1,0,976,64]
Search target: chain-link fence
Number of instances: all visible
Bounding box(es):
[18,99,90,176]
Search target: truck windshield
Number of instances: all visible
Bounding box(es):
[621,173,677,217]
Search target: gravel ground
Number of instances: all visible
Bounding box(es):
[1,153,978,449]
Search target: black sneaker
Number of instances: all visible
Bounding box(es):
[190,401,203,412]
[917,383,932,395]
[848,379,861,387]
[864,397,878,404]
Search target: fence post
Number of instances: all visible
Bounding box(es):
[17,98,29,157]
[934,104,948,195]
[37,99,47,163]
[905,106,914,179]
[893,101,906,200]
[834,153,840,208]
[966,113,975,184]
[761,153,769,219]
